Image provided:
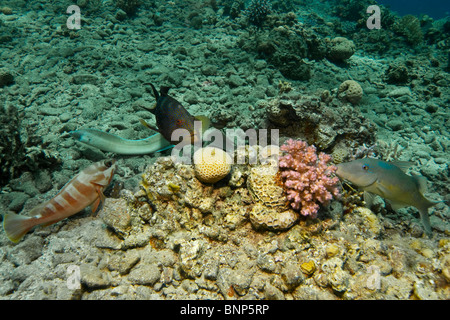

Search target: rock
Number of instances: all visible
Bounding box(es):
[201,65,217,76]
[4,192,29,212]
[326,244,340,258]
[115,9,127,21]
[227,74,245,88]
[179,239,205,278]
[107,250,140,275]
[8,236,44,265]
[71,74,99,85]
[264,283,285,300]
[386,119,404,131]
[128,264,161,286]
[281,261,304,289]
[300,260,316,275]
[256,254,276,273]
[80,264,111,289]
[0,69,14,87]
[388,87,412,98]
[100,198,132,237]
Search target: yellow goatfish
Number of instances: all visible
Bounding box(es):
[336,158,443,236]
[2,159,116,242]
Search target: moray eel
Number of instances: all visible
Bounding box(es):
[70,129,173,155]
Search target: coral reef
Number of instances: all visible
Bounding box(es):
[394,15,424,46]
[326,37,356,62]
[338,80,363,105]
[278,139,340,218]
[238,17,327,81]
[193,147,232,184]
[0,105,60,187]
[245,0,272,27]
[263,90,377,150]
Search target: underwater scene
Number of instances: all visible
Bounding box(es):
[0,0,449,300]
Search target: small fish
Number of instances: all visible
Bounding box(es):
[140,83,210,145]
[2,159,116,242]
[336,158,442,236]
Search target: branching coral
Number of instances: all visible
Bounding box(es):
[278,139,340,218]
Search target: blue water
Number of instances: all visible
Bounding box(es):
[378,0,450,19]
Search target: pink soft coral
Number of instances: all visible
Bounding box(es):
[279,139,340,218]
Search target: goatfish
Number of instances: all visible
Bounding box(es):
[335,158,442,236]
[141,83,210,145]
[2,159,116,243]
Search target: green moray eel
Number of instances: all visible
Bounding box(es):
[70,129,173,155]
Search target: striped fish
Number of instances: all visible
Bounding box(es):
[2,159,116,243]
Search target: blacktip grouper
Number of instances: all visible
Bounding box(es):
[336,158,445,236]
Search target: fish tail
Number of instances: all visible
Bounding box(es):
[3,213,38,243]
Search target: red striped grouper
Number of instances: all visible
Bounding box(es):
[141,83,210,146]
[3,159,116,242]
[335,158,444,236]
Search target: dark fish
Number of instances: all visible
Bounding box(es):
[141,84,209,145]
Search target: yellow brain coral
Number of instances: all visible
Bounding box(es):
[193,147,232,183]
[338,80,363,105]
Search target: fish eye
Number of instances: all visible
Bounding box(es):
[105,160,114,168]
[362,164,369,171]
[176,119,183,126]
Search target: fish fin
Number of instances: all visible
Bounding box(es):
[389,200,409,211]
[391,161,415,172]
[139,103,157,113]
[194,115,211,133]
[91,185,106,214]
[363,191,376,208]
[2,213,37,243]
[148,83,159,100]
[160,86,171,97]
[140,119,160,132]
[91,197,101,213]
[412,174,429,195]
[418,207,432,237]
